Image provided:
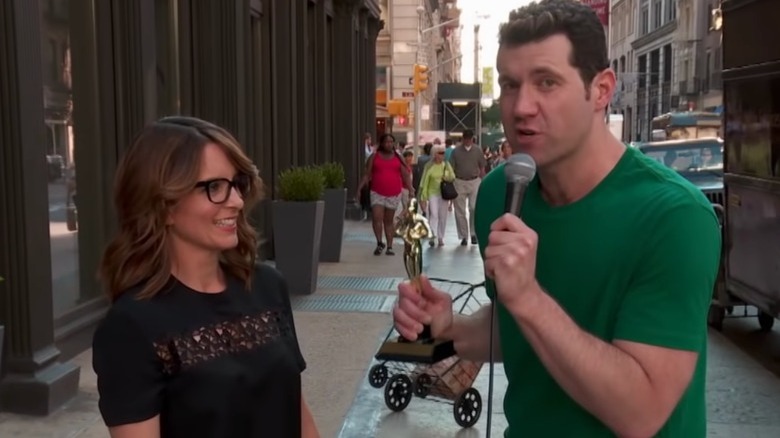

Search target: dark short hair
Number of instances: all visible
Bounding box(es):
[462,129,474,139]
[403,150,414,157]
[498,0,609,95]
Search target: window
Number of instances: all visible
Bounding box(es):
[665,0,676,23]
[723,75,780,179]
[641,6,649,35]
[39,0,81,317]
[155,0,180,116]
[653,0,662,29]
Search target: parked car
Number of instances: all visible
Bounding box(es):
[634,137,724,206]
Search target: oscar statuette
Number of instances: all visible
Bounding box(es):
[375,198,456,364]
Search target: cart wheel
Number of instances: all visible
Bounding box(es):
[707,304,725,331]
[758,312,775,333]
[384,374,413,412]
[414,373,432,398]
[453,388,482,428]
[368,364,388,388]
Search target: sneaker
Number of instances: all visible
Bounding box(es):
[471,236,477,245]
[460,238,467,246]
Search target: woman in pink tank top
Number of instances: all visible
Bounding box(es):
[356,134,414,255]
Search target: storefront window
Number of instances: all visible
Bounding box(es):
[40,0,80,317]
[723,74,778,179]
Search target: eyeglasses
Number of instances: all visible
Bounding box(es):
[194,174,251,204]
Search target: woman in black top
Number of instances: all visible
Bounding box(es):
[92,116,320,438]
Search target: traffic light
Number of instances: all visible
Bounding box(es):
[413,64,429,94]
[387,99,409,117]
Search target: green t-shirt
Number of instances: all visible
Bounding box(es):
[474,146,721,437]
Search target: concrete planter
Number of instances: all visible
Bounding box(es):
[320,188,347,262]
[272,200,324,295]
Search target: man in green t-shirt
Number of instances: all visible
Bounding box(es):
[391,1,721,436]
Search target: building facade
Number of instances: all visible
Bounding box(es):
[675,0,724,114]
[378,0,462,140]
[630,0,678,141]
[0,0,381,415]
[697,0,724,112]
[609,0,637,141]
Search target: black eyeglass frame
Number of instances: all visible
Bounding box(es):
[194,174,251,204]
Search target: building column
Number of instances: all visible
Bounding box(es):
[366,16,382,140]
[179,0,250,147]
[0,0,80,415]
[314,0,331,164]
[357,9,368,146]
[332,0,360,198]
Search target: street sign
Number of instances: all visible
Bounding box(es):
[402,91,414,98]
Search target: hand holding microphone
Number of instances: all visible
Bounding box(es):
[484,153,540,313]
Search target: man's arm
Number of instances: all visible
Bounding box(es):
[441,303,502,362]
[356,154,373,195]
[510,287,697,438]
[301,396,320,438]
[501,203,721,438]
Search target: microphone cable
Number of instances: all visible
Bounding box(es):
[486,296,496,438]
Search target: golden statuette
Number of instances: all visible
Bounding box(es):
[375,197,456,364]
[395,198,432,289]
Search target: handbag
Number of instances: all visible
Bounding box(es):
[440,164,458,200]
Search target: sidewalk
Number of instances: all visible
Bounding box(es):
[0,217,454,437]
[2,215,780,438]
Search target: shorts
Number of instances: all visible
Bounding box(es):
[370,190,402,210]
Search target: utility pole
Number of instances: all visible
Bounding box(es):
[413,6,423,160]
[473,24,480,84]
[412,6,460,159]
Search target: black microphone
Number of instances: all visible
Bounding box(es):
[504,153,537,215]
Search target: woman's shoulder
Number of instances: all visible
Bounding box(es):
[250,262,289,304]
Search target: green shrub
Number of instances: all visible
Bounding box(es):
[319,162,345,189]
[277,166,325,202]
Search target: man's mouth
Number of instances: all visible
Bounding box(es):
[517,129,537,136]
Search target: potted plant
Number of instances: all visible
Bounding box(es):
[272,166,325,295]
[318,162,347,262]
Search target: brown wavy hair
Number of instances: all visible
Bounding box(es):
[100,116,264,301]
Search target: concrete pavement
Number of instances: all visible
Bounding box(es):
[2,214,780,437]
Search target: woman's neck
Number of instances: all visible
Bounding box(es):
[169,245,226,293]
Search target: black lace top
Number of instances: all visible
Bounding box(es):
[92,264,306,438]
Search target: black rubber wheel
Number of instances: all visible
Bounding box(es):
[707,304,725,331]
[368,364,388,388]
[453,388,482,428]
[384,374,413,412]
[414,373,432,398]
[758,312,775,333]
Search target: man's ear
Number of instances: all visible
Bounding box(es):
[591,68,616,112]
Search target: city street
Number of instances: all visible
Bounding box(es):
[1,216,779,437]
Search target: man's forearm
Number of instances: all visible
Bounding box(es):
[510,286,666,437]
[443,304,502,362]
[301,397,320,438]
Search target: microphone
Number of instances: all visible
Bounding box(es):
[486,153,536,438]
[504,153,537,215]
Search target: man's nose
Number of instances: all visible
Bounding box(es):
[513,85,539,118]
